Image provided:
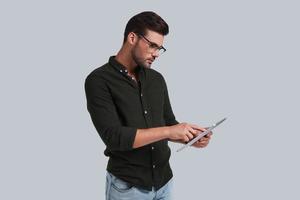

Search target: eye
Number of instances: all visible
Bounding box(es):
[149,43,159,49]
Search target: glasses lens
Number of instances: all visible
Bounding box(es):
[139,34,166,55]
[158,48,166,55]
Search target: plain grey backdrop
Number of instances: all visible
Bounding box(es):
[1,0,299,199]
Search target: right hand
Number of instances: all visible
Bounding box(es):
[168,123,206,143]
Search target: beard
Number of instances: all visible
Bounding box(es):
[131,46,152,68]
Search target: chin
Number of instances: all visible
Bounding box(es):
[140,62,151,68]
[145,63,151,68]
[146,61,154,68]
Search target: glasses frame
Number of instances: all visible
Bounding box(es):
[137,34,167,55]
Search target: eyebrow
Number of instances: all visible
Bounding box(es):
[149,41,161,48]
[142,35,163,48]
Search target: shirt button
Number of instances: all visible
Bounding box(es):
[125,69,128,72]
[140,93,143,97]
[153,165,156,169]
[151,146,154,150]
[119,69,122,73]
[144,110,147,114]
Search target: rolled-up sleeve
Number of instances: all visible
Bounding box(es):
[161,76,179,126]
[84,75,137,151]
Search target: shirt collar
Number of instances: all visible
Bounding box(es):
[109,56,143,75]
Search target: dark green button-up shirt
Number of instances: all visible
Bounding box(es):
[85,56,179,190]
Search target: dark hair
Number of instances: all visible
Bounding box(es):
[123,11,169,43]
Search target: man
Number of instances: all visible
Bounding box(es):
[85,11,212,200]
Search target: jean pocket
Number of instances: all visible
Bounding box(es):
[111,177,134,193]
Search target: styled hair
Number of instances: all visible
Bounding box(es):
[123,11,169,43]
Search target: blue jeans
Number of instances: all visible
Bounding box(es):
[105,171,173,200]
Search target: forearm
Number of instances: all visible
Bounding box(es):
[133,126,171,149]
[168,138,185,144]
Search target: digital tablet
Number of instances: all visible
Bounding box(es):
[176,117,227,152]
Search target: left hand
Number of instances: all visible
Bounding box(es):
[191,128,213,148]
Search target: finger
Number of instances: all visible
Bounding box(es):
[201,137,210,142]
[187,127,198,135]
[196,141,208,147]
[199,140,208,144]
[208,132,213,136]
[190,124,206,132]
[183,136,189,143]
[197,137,207,142]
[193,142,207,148]
[199,140,209,145]
[192,127,206,132]
[207,133,213,139]
[199,136,209,141]
[186,132,194,140]
[192,143,201,148]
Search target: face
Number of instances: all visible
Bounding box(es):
[131,30,165,68]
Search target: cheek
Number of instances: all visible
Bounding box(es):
[134,48,147,60]
[133,45,141,55]
[136,43,150,56]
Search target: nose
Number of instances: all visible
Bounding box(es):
[152,49,160,58]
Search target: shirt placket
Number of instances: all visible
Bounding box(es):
[138,80,152,128]
[136,72,157,185]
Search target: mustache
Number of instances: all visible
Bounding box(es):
[148,58,155,62]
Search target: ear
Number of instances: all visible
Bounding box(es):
[127,32,137,45]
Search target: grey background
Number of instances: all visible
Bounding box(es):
[1,0,299,199]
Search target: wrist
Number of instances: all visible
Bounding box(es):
[163,126,171,139]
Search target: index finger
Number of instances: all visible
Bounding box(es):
[190,124,206,132]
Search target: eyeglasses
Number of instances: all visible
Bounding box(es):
[138,34,166,55]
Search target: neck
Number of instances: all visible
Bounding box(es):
[115,46,137,74]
